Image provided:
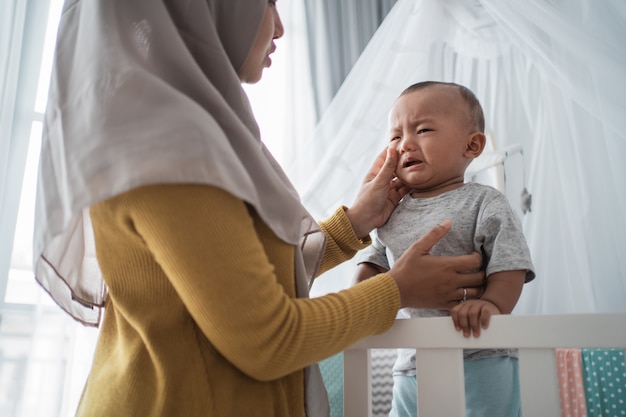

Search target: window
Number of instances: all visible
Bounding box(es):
[1,2,99,416]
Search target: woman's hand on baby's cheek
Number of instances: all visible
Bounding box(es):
[450,300,501,338]
[347,147,411,238]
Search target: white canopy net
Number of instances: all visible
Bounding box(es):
[288,0,626,314]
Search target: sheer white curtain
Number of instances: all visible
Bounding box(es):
[293,0,626,314]
[1,1,99,416]
[0,0,35,304]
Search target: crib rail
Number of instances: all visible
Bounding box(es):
[343,313,626,417]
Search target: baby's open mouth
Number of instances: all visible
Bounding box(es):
[404,159,423,168]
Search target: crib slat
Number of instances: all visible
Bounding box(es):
[344,349,372,417]
[517,348,560,417]
[416,348,465,416]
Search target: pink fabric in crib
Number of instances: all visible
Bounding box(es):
[557,348,588,417]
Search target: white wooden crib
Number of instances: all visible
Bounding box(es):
[343,313,626,417]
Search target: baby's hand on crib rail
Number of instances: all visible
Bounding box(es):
[450,299,501,338]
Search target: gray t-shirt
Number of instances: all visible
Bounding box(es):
[356,182,535,375]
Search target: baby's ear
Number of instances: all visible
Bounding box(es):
[464,132,486,159]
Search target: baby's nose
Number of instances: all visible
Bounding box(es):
[399,135,417,151]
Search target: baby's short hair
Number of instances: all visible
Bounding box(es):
[400,81,485,133]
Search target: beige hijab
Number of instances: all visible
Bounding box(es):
[33,0,328,414]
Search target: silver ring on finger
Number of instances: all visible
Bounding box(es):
[460,287,468,304]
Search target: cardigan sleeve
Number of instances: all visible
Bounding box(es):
[317,206,372,276]
[114,184,400,381]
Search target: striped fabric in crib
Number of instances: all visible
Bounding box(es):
[319,349,397,417]
[371,349,396,416]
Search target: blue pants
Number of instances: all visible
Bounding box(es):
[388,356,521,417]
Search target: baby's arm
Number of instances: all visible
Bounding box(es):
[450,270,526,337]
[351,262,388,286]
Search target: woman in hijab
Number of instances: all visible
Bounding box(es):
[33,1,484,416]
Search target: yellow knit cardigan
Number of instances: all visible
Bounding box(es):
[78,184,400,416]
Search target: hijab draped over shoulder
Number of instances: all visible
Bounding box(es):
[33,0,326,343]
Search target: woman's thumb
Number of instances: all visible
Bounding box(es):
[377,147,398,181]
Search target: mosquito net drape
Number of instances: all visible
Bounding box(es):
[288,0,626,314]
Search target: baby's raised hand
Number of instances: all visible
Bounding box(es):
[450,299,501,338]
